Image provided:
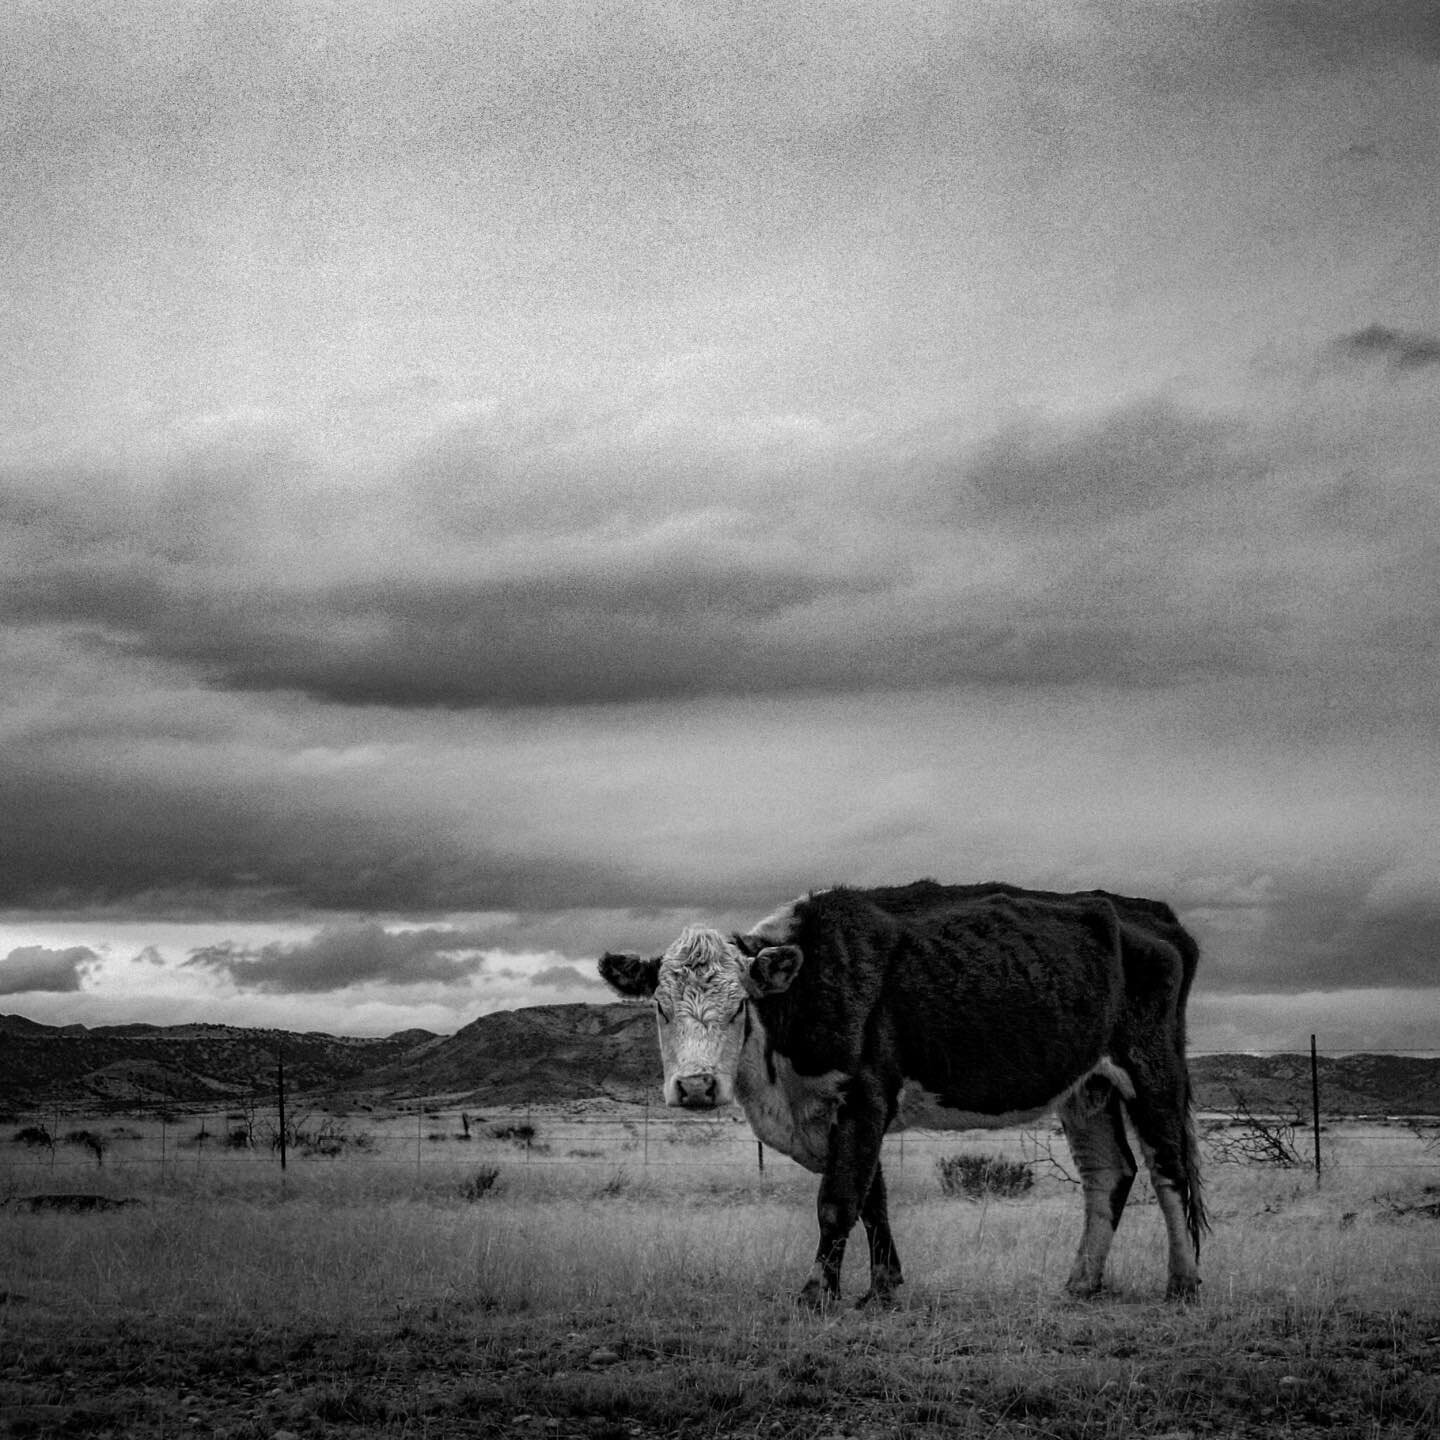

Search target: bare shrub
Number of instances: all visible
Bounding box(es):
[1377,1185,1440,1220]
[492,1122,536,1145]
[63,1129,107,1166]
[1020,1126,1079,1187]
[13,1125,54,1149]
[491,1122,548,1153]
[936,1153,1033,1198]
[1405,1120,1439,1158]
[300,1119,374,1158]
[260,1113,373,1158]
[1206,1090,1305,1167]
[459,1167,500,1201]
[595,1169,631,1198]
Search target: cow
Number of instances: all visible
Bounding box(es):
[599,880,1207,1308]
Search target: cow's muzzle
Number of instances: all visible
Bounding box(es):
[674,1072,719,1109]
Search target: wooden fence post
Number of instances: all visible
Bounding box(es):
[277,1051,287,1173]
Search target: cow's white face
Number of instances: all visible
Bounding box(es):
[652,929,749,1108]
[598,923,804,1110]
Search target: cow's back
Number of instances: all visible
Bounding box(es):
[757,886,1127,1116]
[870,877,1199,1002]
[883,890,1126,1112]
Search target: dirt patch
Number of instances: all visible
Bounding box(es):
[6,1194,143,1214]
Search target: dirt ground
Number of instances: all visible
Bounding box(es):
[5,1279,1440,1439]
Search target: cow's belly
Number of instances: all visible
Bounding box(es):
[896,1056,1134,1131]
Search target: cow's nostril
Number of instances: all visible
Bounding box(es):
[676,1073,718,1108]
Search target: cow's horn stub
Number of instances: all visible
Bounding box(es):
[745,944,804,996]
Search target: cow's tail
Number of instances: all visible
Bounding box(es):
[1173,921,1209,1257]
[1179,1058,1209,1258]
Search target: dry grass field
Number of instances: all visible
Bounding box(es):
[2,1111,1438,1439]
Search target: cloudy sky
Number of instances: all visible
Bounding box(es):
[2,1,1437,1053]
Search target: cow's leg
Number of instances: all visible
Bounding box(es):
[1133,1132,1203,1301]
[798,1076,889,1309]
[1122,1048,1205,1301]
[1058,1078,1136,1298]
[855,1159,903,1309]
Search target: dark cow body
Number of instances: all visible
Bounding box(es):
[600,879,1207,1306]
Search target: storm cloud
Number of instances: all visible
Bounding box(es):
[1336,324,1440,372]
[0,946,97,995]
[4,384,1436,711]
[185,923,497,994]
[2,2,1438,1045]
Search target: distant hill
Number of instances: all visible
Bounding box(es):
[0,1013,442,1110]
[353,1003,660,1106]
[2,1007,1437,1115]
[1190,1051,1440,1118]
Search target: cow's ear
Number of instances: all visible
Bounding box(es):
[598,951,661,997]
[745,944,804,996]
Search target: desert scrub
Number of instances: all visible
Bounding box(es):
[458,1166,500,1200]
[936,1152,1034,1198]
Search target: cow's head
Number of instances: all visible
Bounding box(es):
[598,924,803,1109]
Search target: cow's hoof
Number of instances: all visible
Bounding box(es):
[855,1267,903,1310]
[1166,1275,1201,1304]
[795,1280,838,1311]
[854,1286,902,1311]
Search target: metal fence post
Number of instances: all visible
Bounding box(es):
[1310,1034,1322,1183]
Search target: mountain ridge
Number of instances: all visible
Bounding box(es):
[2,1007,1437,1115]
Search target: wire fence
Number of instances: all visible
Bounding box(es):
[4,1039,1437,1191]
[3,1111,1437,1204]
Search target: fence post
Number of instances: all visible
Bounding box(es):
[643,1102,649,1167]
[277,1051,287,1173]
[757,1141,764,1176]
[1310,1034,1322,1183]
